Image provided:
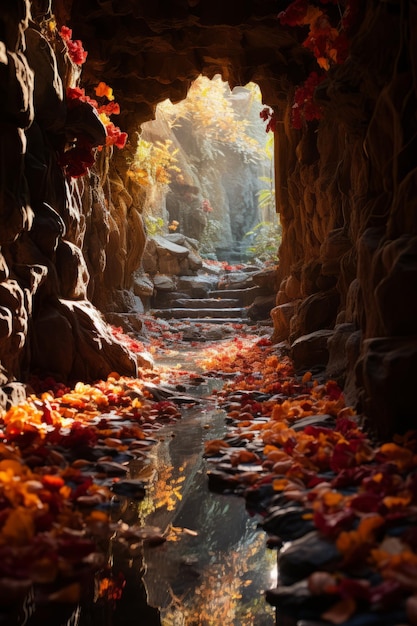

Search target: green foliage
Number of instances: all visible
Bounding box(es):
[128,138,181,187]
[244,220,282,263]
[264,133,274,160]
[257,176,275,212]
[144,215,165,236]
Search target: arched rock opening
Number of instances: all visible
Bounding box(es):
[0,1,415,439]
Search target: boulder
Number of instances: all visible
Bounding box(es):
[326,322,356,382]
[271,301,299,343]
[278,531,341,586]
[153,274,177,292]
[291,329,334,371]
[133,271,154,298]
[247,294,275,320]
[358,336,417,438]
[289,289,340,342]
[251,265,279,292]
[177,274,218,297]
[153,234,190,258]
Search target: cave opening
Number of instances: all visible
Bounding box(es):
[136,74,279,265]
[128,73,283,328]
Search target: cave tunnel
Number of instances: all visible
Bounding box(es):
[2,2,417,625]
[0,0,416,443]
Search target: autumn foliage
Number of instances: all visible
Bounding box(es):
[199,335,417,624]
[261,0,359,131]
[57,27,127,178]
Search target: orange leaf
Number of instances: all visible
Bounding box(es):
[273,478,289,491]
[204,439,230,456]
[357,514,384,540]
[229,449,260,467]
[383,495,411,509]
[321,491,345,508]
[95,81,114,101]
[1,506,35,546]
[322,597,356,624]
[301,5,324,25]
[302,371,312,383]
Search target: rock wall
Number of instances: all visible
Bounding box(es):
[272,2,417,438]
[0,1,138,405]
[0,1,415,438]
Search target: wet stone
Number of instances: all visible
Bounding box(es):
[265,579,334,614]
[290,414,335,431]
[111,479,146,499]
[245,483,276,513]
[207,469,241,492]
[262,506,316,541]
[278,531,341,586]
[95,461,129,476]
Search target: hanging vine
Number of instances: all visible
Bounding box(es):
[261,0,360,130]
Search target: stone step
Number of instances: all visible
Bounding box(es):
[209,286,265,306]
[172,298,240,309]
[152,307,246,320]
[177,317,253,325]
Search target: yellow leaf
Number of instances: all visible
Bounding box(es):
[99,112,111,126]
[0,507,35,546]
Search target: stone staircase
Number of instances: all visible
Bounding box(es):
[152,294,253,325]
[151,270,269,325]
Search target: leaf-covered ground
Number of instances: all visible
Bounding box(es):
[198,334,417,626]
[1,319,417,625]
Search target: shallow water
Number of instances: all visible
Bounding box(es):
[81,376,277,625]
[138,394,277,625]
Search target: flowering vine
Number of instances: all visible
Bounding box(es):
[59,25,87,65]
[58,27,128,178]
[261,0,359,131]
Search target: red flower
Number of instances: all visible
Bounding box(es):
[260,107,277,133]
[278,0,309,26]
[66,87,98,109]
[58,138,96,178]
[105,122,128,149]
[291,71,325,129]
[98,102,121,116]
[59,26,87,65]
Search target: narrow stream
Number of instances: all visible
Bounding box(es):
[140,393,276,625]
[83,375,278,625]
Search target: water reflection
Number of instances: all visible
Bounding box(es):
[136,394,277,625]
[80,379,277,626]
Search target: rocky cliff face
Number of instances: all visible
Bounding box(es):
[0,1,415,438]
